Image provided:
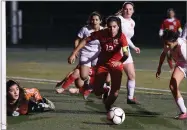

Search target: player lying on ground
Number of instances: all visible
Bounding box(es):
[7,80,55,116]
[156,30,187,120]
[68,16,129,111]
[55,66,111,100]
[159,8,182,72]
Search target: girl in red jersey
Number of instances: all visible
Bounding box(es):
[7,80,55,116]
[159,8,182,71]
[68,16,129,111]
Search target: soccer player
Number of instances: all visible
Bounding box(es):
[156,30,187,120]
[68,16,129,111]
[7,80,55,116]
[74,11,104,87]
[159,8,182,71]
[181,23,187,40]
[116,2,140,104]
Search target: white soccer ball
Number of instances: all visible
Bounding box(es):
[107,107,125,125]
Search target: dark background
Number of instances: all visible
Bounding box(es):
[6,1,186,48]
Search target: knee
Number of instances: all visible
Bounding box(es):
[80,72,89,81]
[71,69,80,79]
[127,72,135,80]
[169,77,178,91]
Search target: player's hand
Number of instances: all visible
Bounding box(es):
[111,61,122,67]
[68,53,76,64]
[75,52,79,58]
[156,68,161,79]
[134,47,140,54]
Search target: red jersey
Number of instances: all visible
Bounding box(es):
[88,28,128,66]
[160,18,181,32]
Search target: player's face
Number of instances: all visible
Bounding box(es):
[90,15,101,27]
[8,84,20,100]
[108,21,119,37]
[169,10,175,18]
[122,4,134,19]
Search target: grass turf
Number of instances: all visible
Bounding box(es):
[6,49,187,130]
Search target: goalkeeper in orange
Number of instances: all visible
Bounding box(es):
[7,80,55,116]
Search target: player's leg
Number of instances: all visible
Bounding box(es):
[56,69,80,94]
[167,51,174,71]
[123,52,139,104]
[104,66,123,111]
[169,66,187,119]
[79,53,92,84]
[55,71,73,87]
[69,78,84,94]
[93,66,108,97]
[105,73,111,87]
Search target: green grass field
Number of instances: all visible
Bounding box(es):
[6,48,187,130]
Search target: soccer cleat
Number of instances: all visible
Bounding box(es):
[127,98,140,104]
[43,98,55,111]
[83,89,93,100]
[102,86,111,103]
[55,88,65,94]
[174,113,187,120]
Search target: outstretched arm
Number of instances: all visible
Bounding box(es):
[156,49,167,79]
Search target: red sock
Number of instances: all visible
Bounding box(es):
[61,74,76,89]
[167,59,173,70]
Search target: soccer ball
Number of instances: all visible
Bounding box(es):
[107,107,125,125]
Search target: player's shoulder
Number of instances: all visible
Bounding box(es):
[120,33,127,41]
[81,25,90,31]
[163,19,169,23]
[117,15,123,20]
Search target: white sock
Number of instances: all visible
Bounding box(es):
[84,76,90,85]
[127,80,135,99]
[177,97,187,113]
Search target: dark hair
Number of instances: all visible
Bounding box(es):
[7,80,26,106]
[122,1,134,9]
[162,30,179,42]
[106,16,122,37]
[87,11,102,25]
[167,8,175,17]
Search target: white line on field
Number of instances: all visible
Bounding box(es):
[6,76,186,94]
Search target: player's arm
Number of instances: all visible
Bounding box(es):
[159,22,164,37]
[74,37,81,48]
[156,46,168,78]
[120,34,129,62]
[177,20,182,36]
[181,23,187,40]
[25,88,43,103]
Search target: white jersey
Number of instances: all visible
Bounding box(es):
[118,15,135,64]
[117,15,136,49]
[117,15,135,39]
[164,38,187,68]
[181,23,187,40]
[77,25,103,53]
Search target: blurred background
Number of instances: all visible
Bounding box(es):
[6,1,186,49]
